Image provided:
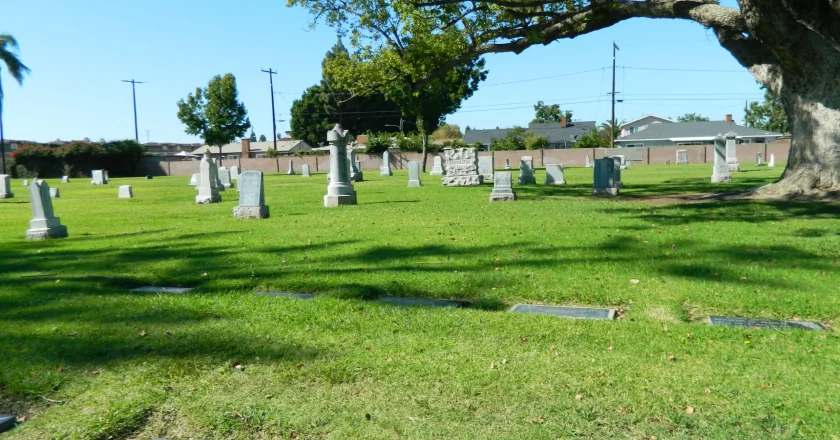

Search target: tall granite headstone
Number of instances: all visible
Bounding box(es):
[380,151,393,176]
[104,171,109,183]
[118,185,133,199]
[234,171,269,219]
[676,150,689,165]
[768,153,775,168]
[348,150,363,182]
[302,164,311,177]
[592,157,621,196]
[407,160,422,187]
[544,164,566,185]
[517,156,536,185]
[725,131,740,171]
[441,148,482,186]
[711,134,731,183]
[489,171,516,202]
[429,156,445,175]
[0,175,13,199]
[196,151,222,204]
[478,156,494,182]
[211,158,224,191]
[324,124,357,207]
[26,180,68,239]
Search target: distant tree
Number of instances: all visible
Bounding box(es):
[532,101,572,123]
[176,73,250,167]
[249,130,257,142]
[364,132,393,155]
[98,138,106,143]
[574,128,611,148]
[599,119,622,143]
[258,134,267,142]
[677,113,710,122]
[291,85,333,146]
[0,33,31,173]
[430,123,463,140]
[490,127,527,151]
[83,137,91,142]
[464,125,471,131]
[524,133,549,150]
[745,88,789,134]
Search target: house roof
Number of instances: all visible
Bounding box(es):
[619,114,673,128]
[616,121,783,142]
[190,140,312,155]
[465,121,597,145]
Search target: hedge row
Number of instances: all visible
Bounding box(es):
[10,141,146,178]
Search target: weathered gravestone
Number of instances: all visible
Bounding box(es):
[229,165,240,180]
[26,180,68,239]
[517,156,536,185]
[104,171,109,182]
[211,159,224,191]
[509,304,616,320]
[118,185,133,199]
[544,164,566,185]
[196,151,221,204]
[287,160,296,175]
[347,150,363,182]
[301,164,311,177]
[234,171,269,219]
[441,147,482,186]
[725,131,741,171]
[429,156,446,175]
[49,187,60,198]
[61,175,70,183]
[489,171,516,202]
[380,151,393,176]
[91,170,107,185]
[585,155,592,168]
[478,156,494,182]
[711,134,731,184]
[755,153,763,166]
[768,153,775,168]
[504,158,511,170]
[608,155,627,170]
[189,173,199,186]
[676,149,689,165]
[709,315,824,331]
[0,175,13,199]
[324,124,357,207]
[407,160,422,187]
[592,157,621,196]
[22,179,28,186]
[219,167,233,188]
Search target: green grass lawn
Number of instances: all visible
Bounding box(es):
[1,163,838,439]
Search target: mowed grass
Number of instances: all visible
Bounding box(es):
[1,163,838,439]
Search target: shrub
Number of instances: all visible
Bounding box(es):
[364,132,394,155]
[525,133,549,150]
[11,144,61,177]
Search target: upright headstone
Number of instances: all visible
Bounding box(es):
[301,164,311,177]
[517,156,536,185]
[676,150,689,165]
[478,156,494,182]
[544,164,566,185]
[49,187,60,198]
[219,168,233,188]
[711,134,732,184]
[22,179,29,186]
[355,158,363,180]
[489,171,517,202]
[229,165,240,180]
[441,148,482,186]
[609,155,627,170]
[287,160,296,175]
[196,150,222,204]
[347,150,363,182]
[0,175,13,199]
[212,159,225,191]
[145,175,153,180]
[725,131,740,171]
[592,158,621,196]
[234,171,269,219]
[380,151,393,176]
[407,160,422,187]
[429,156,446,175]
[504,158,511,170]
[585,155,592,168]
[755,153,763,166]
[26,180,68,239]
[768,153,775,168]
[118,185,133,199]
[61,175,70,183]
[189,173,199,186]
[103,171,109,183]
[324,124,357,207]
[91,170,106,185]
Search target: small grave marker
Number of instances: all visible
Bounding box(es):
[407,160,422,187]
[676,149,689,165]
[768,154,775,168]
[130,286,193,294]
[478,156,494,182]
[234,171,269,219]
[287,160,296,175]
[504,158,511,170]
[429,156,445,175]
[0,174,14,199]
[301,164,311,177]
[49,187,60,198]
[189,173,199,186]
[517,156,536,185]
[489,171,516,202]
[380,151,393,176]
[26,180,68,240]
[118,185,133,199]
[509,304,615,320]
[256,291,315,300]
[544,164,566,185]
[709,315,824,331]
[379,296,469,308]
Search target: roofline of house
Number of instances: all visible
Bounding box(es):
[616,133,785,142]
[618,114,674,129]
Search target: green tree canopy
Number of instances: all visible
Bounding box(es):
[532,101,572,124]
[258,134,267,142]
[677,113,710,122]
[430,123,463,140]
[744,88,789,134]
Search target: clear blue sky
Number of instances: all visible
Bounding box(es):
[3,0,758,143]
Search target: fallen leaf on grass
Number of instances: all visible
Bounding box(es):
[296,363,304,368]
[139,330,147,337]
[825,405,831,413]
[630,279,639,285]
[201,272,208,277]
[519,335,528,343]
[704,388,711,394]
[489,362,496,370]
[607,345,614,351]
[686,406,695,414]
[740,276,748,280]
[16,416,27,423]
[618,409,627,415]
[667,354,676,361]
[663,325,668,332]
[386,357,392,362]
[528,417,545,424]
[233,363,244,371]
[819,334,827,339]
[164,331,173,339]
[575,394,583,400]
[265,394,272,399]
[365,413,372,421]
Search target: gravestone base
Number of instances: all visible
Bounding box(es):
[0,192,13,199]
[517,175,536,185]
[324,192,357,207]
[26,220,68,239]
[408,179,422,187]
[546,179,566,186]
[223,182,233,189]
[727,162,741,172]
[234,205,270,219]
[380,169,393,177]
[442,175,482,186]
[711,174,731,184]
[196,192,221,204]
[429,167,445,176]
[592,188,619,197]
[489,190,517,202]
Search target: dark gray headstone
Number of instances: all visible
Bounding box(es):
[0,415,16,433]
[709,316,824,331]
[238,171,265,207]
[129,286,193,294]
[379,296,469,308]
[255,291,314,300]
[509,304,615,320]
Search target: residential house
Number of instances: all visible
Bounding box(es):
[464,119,597,150]
[144,142,203,158]
[619,115,673,137]
[190,138,314,160]
[615,115,783,148]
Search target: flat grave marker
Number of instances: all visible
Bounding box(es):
[509,304,616,320]
[255,291,315,300]
[130,286,193,294]
[709,315,824,331]
[379,296,470,308]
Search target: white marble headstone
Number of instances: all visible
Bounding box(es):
[26,180,68,239]
[429,156,445,176]
[517,156,536,185]
[407,160,422,187]
[544,164,566,185]
[0,174,13,199]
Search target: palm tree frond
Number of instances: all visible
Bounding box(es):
[0,33,30,85]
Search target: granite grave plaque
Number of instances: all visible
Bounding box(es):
[709,315,824,331]
[509,304,615,320]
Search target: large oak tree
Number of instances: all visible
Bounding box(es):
[290,0,840,197]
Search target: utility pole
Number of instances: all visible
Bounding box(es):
[261,68,278,152]
[145,130,150,143]
[609,42,620,145]
[122,79,145,142]
[386,117,405,133]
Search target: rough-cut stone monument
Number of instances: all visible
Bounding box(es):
[544,164,566,185]
[407,160,422,187]
[441,147,482,186]
[234,171,269,219]
[504,158,511,170]
[380,151,393,176]
[592,157,621,196]
[0,175,13,199]
[711,134,731,184]
[517,156,536,185]
[768,154,775,168]
[26,180,68,239]
[429,156,445,175]
[489,171,517,202]
[49,187,60,198]
[725,131,740,171]
[118,185,133,199]
[91,170,107,185]
[196,151,222,204]
[61,175,70,183]
[478,156,494,182]
[325,124,357,207]
[302,164,311,177]
[230,165,240,180]
[287,160,296,175]
[189,173,199,186]
[676,150,689,165]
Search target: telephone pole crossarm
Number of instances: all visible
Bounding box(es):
[261,68,278,152]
